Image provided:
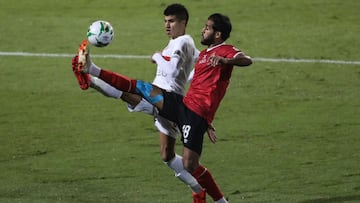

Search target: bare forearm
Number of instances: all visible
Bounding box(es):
[210,52,252,67]
[225,52,252,66]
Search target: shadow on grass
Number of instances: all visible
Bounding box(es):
[298,195,360,203]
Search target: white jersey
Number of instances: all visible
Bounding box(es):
[127,34,199,138]
[152,34,199,95]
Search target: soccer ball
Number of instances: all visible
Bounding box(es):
[87,20,114,47]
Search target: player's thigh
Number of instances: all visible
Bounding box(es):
[179,109,208,156]
[182,146,200,172]
[155,115,179,138]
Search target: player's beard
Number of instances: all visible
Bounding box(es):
[201,33,215,46]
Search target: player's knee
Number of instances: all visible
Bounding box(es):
[182,148,200,173]
[160,153,171,162]
[182,158,199,173]
[160,146,175,162]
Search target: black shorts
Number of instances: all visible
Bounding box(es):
[158,91,208,155]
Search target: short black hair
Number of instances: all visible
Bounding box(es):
[164,3,189,25]
[208,13,232,41]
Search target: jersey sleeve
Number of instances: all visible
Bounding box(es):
[225,45,242,58]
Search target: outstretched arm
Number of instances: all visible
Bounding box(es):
[209,52,252,67]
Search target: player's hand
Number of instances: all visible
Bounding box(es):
[209,55,226,67]
[207,124,217,143]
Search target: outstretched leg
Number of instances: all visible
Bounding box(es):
[76,39,165,111]
[98,69,165,110]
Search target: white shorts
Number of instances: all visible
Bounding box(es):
[127,98,179,138]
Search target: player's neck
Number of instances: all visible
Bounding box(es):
[171,35,185,40]
[208,40,224,48]
[171,31,186,39]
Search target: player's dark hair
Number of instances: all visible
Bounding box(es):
[208,13,232,41]
[164,3,189,25]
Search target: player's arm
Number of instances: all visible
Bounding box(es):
[186,48,200,83]
[194,48,200,63]
[186,69,194,83]
[209,52,252,67]
[152,51,181,76]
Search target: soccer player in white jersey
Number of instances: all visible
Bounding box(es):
[72,4,221,203]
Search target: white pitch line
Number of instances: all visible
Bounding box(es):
[0,51,359,65]
[254,57,360,65]
[0,51,149,59]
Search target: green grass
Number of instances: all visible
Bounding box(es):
[0,0,359,202]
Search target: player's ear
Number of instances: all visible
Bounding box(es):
[181,19,187,26]
[215,31,222,40]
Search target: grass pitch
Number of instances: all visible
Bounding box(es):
[0,0,359,202]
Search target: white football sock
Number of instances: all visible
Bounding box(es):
[166,154,202,193]
[90,76,123,98]
[215,197,228,203]
[127,98,155,115]
[89,62,101,77]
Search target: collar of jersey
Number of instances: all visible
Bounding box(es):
[206,42,226,52]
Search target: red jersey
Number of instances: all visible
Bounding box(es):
[183,43,241,124]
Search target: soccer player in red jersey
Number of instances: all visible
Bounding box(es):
[75,13,252,203]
